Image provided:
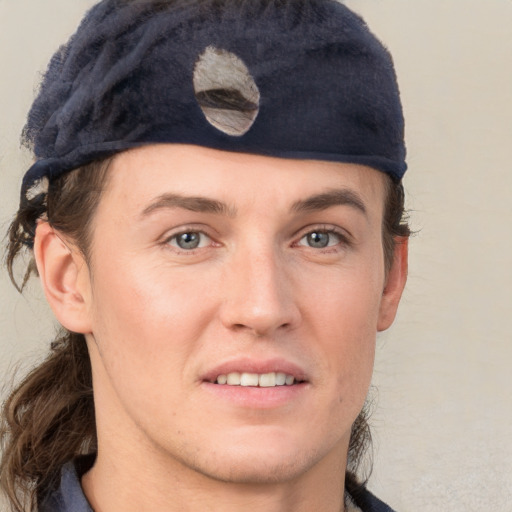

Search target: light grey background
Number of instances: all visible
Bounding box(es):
[1,1,511,510]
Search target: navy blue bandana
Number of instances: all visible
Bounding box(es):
[21,0,406,199]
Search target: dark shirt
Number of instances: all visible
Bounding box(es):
[39,462,92,512]
[39,461,397,512]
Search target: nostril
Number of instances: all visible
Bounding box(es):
[218,268,302,336]
[229,321,292,338]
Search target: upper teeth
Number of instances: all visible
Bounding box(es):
[216,372,296,387]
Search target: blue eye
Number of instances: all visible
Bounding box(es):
[299,230,342,249]
[169,231,210,250]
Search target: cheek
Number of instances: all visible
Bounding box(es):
[86,253,215,397]
[91,250,207,335]
[300,257,383,395]
[304,253,384,338]
[291,271,378,452]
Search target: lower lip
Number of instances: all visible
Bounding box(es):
[201,381,308,409]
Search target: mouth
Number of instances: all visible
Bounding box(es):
[200,359,309,408]
[209,372,304,387]
[201,358,309,389]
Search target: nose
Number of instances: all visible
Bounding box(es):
[219,243,301,337]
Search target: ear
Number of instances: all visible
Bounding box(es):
[34,221,93,334]
[377,237,408,332]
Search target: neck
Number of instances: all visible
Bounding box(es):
[82,427,348,512]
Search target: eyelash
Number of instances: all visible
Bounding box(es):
[162,225,350,255]
[163,228,215,254]
[295,226,350,252]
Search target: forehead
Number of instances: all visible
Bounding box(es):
[102,144,387,217]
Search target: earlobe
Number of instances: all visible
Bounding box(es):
[377,237,409,332]
[34,221,93,334]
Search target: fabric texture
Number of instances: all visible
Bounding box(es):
[38,462,93,512]
[21,0,406,199]
[39,460,397,512]
[349,487,398,512]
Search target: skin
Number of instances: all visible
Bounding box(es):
[34,144,408,512]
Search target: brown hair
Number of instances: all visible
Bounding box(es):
[1,156,409,511]
[1,160,111,512]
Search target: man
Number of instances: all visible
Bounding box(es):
[1,1,409,511]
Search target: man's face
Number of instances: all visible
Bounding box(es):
[77,144,403,484]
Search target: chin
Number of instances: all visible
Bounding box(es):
[170,431,340,486]
[192,450,318,485]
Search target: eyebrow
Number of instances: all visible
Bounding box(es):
[291,189,367,216]
[141,193,237,218]
[141,188,367,219]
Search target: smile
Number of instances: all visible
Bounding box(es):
[214,372,298,387]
